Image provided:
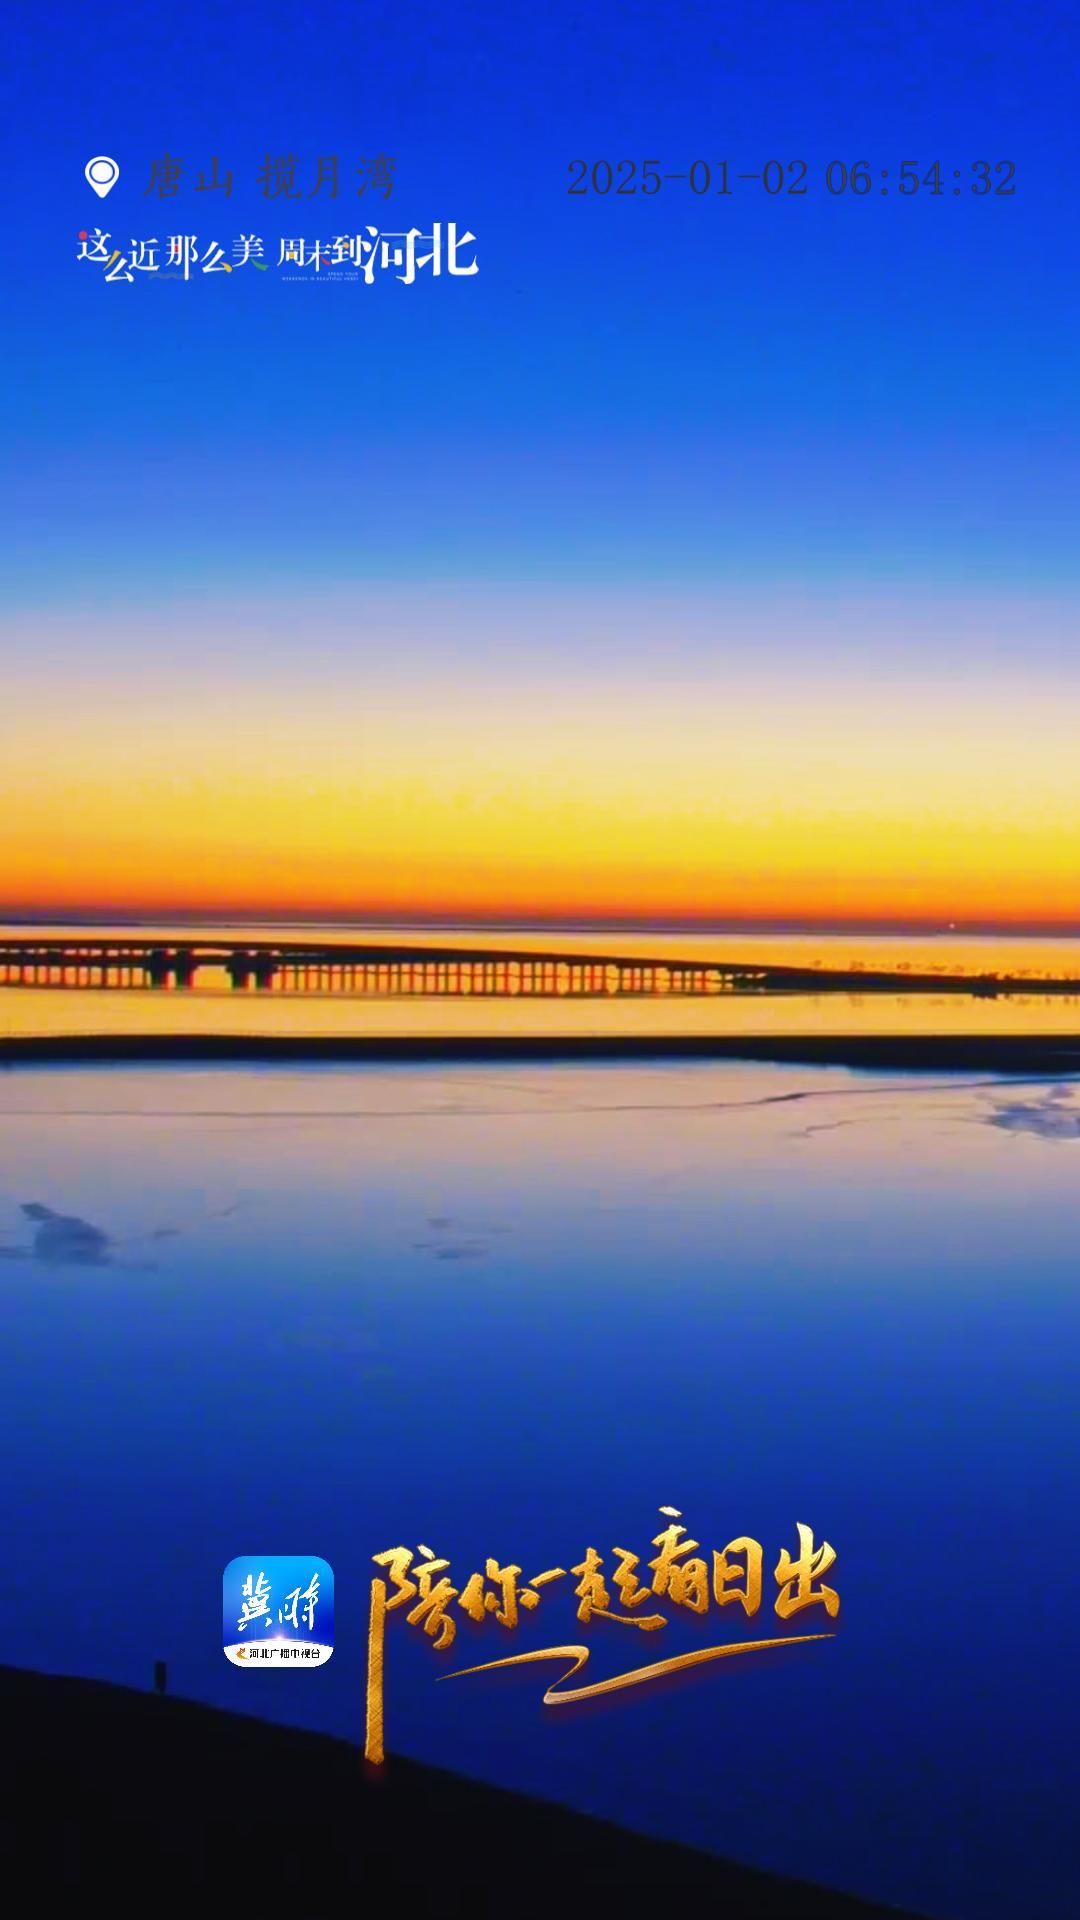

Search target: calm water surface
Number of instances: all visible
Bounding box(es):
[0,1057,1076,1918]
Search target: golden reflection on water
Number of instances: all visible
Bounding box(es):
[2,924,1080,1039]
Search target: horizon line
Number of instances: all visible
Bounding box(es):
[3,910,1080,940]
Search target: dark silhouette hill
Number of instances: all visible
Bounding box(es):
[0,1665,922,1911]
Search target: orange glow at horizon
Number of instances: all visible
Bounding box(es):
[5,668,1080,929]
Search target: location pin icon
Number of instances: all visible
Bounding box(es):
[85,156,119,198]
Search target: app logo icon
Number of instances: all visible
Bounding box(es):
[223,1556,334,1666]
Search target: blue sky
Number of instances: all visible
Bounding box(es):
[4,2,1080,927]
[6,0,1079,604]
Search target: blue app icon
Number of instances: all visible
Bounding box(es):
[223,1556,334,1666]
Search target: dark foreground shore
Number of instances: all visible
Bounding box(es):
[0,1666,921,1910]
[3,1030,1080,1072]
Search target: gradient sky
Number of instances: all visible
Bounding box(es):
[4,2,1079,926]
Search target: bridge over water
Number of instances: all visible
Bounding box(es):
[0,936,772,994]
[0,935,1076,997]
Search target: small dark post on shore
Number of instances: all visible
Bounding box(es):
[154,1660,167,1696]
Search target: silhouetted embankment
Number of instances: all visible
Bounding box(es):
[0,1665,922,1909]
[3,1030,1080,1072]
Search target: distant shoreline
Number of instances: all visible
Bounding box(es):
[3,1031,1080,1073]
